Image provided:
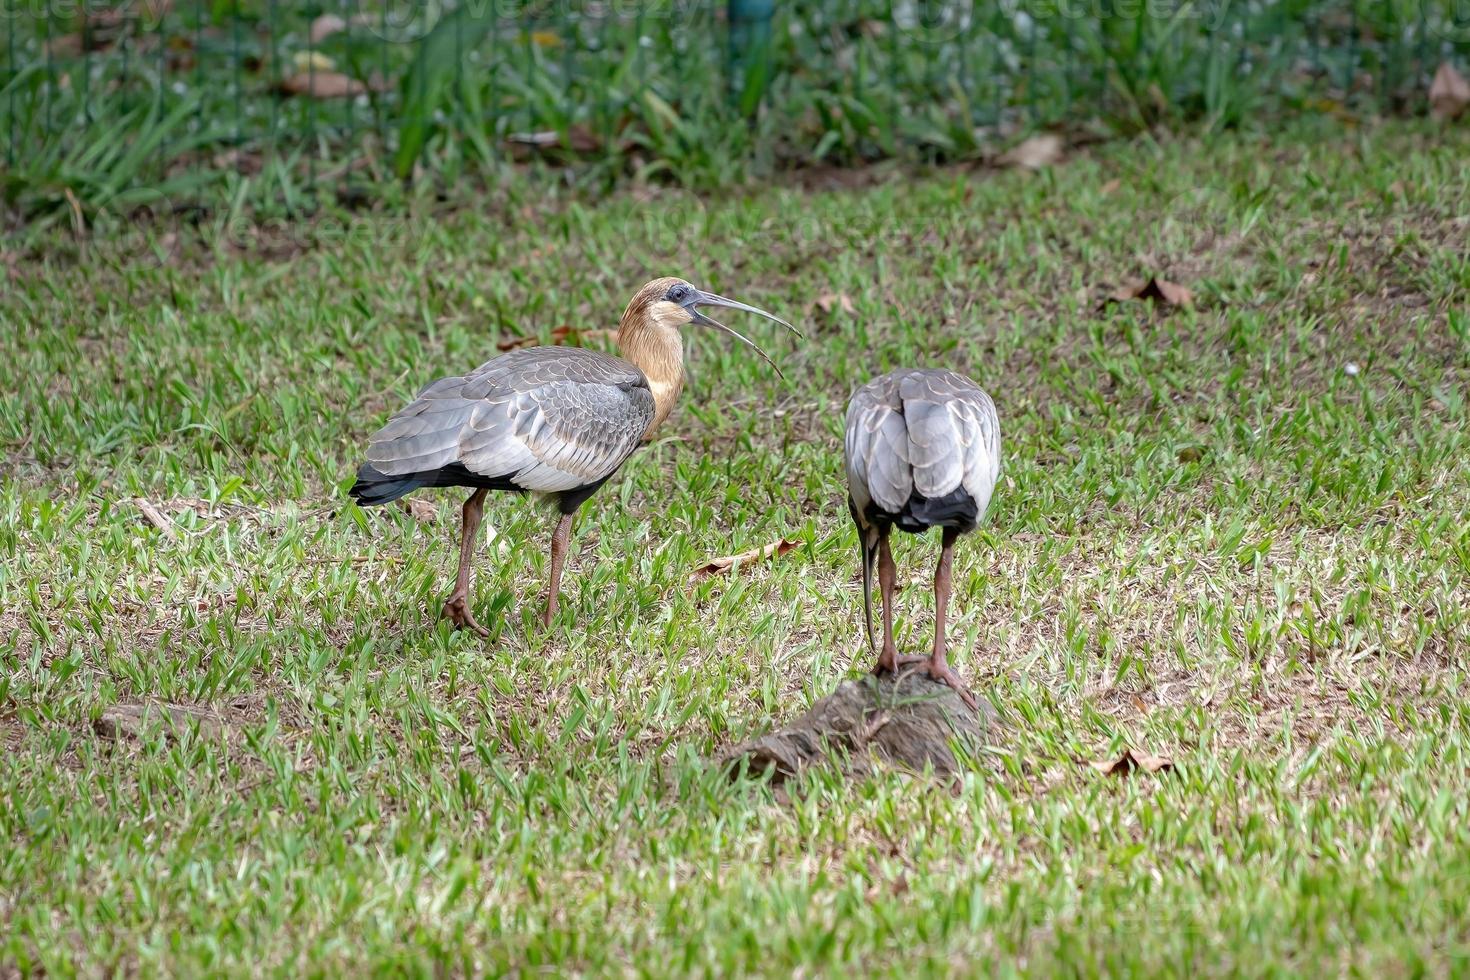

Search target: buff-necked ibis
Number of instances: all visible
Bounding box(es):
[351,277,795,636]
[844,368,1001,710]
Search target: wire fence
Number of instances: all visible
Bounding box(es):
[3,0,1469,223]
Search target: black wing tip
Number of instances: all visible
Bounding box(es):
[349,462,423,507]
[865,487,979,534]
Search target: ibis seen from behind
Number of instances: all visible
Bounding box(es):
[844,367,1002,709]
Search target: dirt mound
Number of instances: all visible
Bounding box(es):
[722,671,996,782]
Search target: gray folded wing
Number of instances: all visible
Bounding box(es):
[845,367,1001,518]
[365,346,655,492]
[845,375,911,516]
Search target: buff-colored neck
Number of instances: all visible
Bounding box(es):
[617,308,685,437]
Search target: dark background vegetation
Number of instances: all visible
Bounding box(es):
[3,0,1470,227]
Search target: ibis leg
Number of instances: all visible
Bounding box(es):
[927,527,979,711]
[873,529,922,676]
[542,510,575,628]
[443,489,491,638]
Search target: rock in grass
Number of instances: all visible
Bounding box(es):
[94,703,225,742]
[722,672,996,782]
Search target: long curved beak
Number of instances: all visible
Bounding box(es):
[686,290,801,379]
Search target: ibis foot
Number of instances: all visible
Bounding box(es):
[442,594,490,639]
[923,658,979,713]
[873,650,925,676]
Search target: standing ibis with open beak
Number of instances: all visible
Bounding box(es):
[350,277,796,636]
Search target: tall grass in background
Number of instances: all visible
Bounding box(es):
[1,0,1467,223]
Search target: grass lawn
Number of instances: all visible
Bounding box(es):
[3,120,1470,975]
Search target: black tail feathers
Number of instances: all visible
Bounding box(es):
[349,462,425,507]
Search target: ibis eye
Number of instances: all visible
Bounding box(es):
[667,284,692,305]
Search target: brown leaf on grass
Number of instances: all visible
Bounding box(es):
[1089,748,1175,776]
[211,147,266,175]
[498,327,565,351]
[134,497,178,541]
[309,13,347,44]
[1104,276,1194,309]
[1100,178,1122,195]
[692,539,799,580]
[507,130,560,147]
[1429,62,1470,121]
[400,497,436,523]
[95,702,223,742]
[997,134,1063,170]
[497,326,617,352]
[277,71,366,99]
[814,292,856,318]
[506,125,603,155]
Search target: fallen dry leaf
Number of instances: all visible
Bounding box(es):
[310,13,347,44]
[134,497,178,541]
[277,71,365,99]
[506,125,602,155]
[1104,276,1194,309]
[815,292,857,318]
[1429,61,1470,121]
[498,328,563,351]
[1089,748,1175,776]
[1100,177,1121,195]
[212,147,266,175]
[692,539,799,580]
[507,130,560,147]
[95,702,223,742]
[400,497,436,523]
[997,133,1063,170]
[496,326,617,352]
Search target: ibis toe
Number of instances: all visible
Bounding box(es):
[443,594,490,638]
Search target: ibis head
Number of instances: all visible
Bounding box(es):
[619,277,799,378]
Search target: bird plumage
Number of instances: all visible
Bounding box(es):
[845,367,1000,536]
[351,346,655,510]
[846,367,1005,537]
[843,367,1001,711]
[349,276,793,636]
